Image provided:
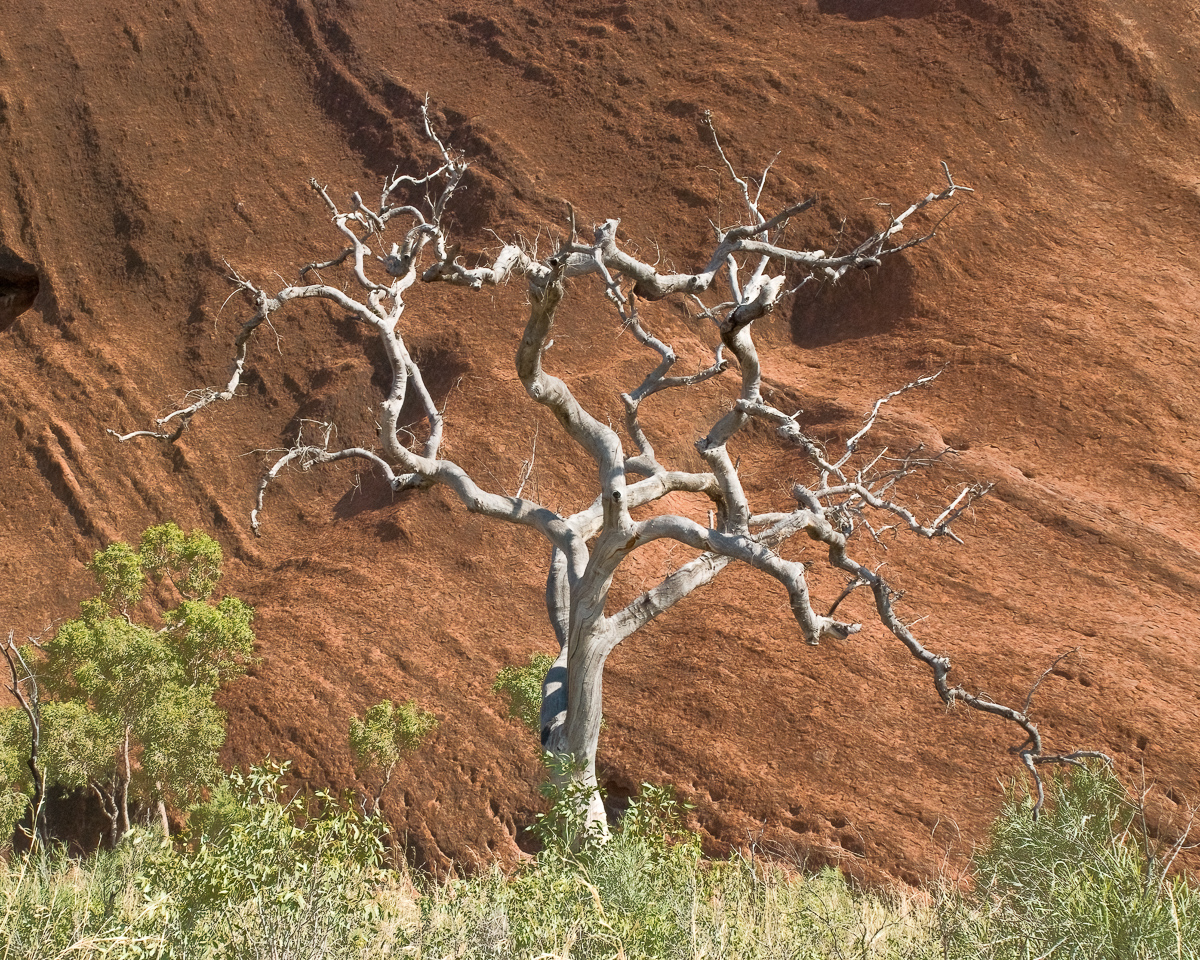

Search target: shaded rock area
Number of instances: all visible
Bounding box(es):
[0,249,39,331]
[1,0,1198,884]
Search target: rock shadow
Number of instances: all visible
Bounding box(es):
[281,0,424,179]
[816,0,1013,23]
[816,0,943,19]
[787,252,918,348]
[0,247,41,331]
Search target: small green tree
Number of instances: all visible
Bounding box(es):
[348,699,437,817]
[1,524,256,847]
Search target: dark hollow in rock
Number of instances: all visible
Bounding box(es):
[0,248,41,331]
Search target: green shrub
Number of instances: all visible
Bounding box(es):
[2,763,1196,959]
[348,699,438,817]
[137,762,394,958]
[493,654,554,737]
[941,763,1200,959]
[406,779,935,959]
[0,764,396,960]
[1,523,256,849]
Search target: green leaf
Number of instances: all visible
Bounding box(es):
[349,699,438,779]
[87,540,145,614]
[0,707,32,791]
[164,597,256,688]
[41,700,121,790]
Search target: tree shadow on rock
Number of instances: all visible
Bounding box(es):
[323,341,471,522]
[788,253,918,348]
[330,467,409,521]
[816,0,943,19]
[0,247,41,332]
[283,329,470,438]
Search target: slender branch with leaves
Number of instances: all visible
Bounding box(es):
[348,699,438,819]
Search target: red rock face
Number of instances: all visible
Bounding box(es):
[1,0,1198,883]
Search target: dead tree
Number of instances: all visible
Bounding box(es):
[114,105,1103,832]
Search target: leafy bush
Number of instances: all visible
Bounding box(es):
[137,763,392,958]
[2,763,1196,959]
[527,754,611,856]
[0,709,32,848]
[408,778,934,959]
[348,699,438,817]
[941,763,1200,959]
[493,653,554,737]
[0,763,397,960]
[1,523,256,848]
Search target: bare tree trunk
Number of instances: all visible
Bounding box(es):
[372,764,394,819]
[92,782,120,849]
[118,726,131,841]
